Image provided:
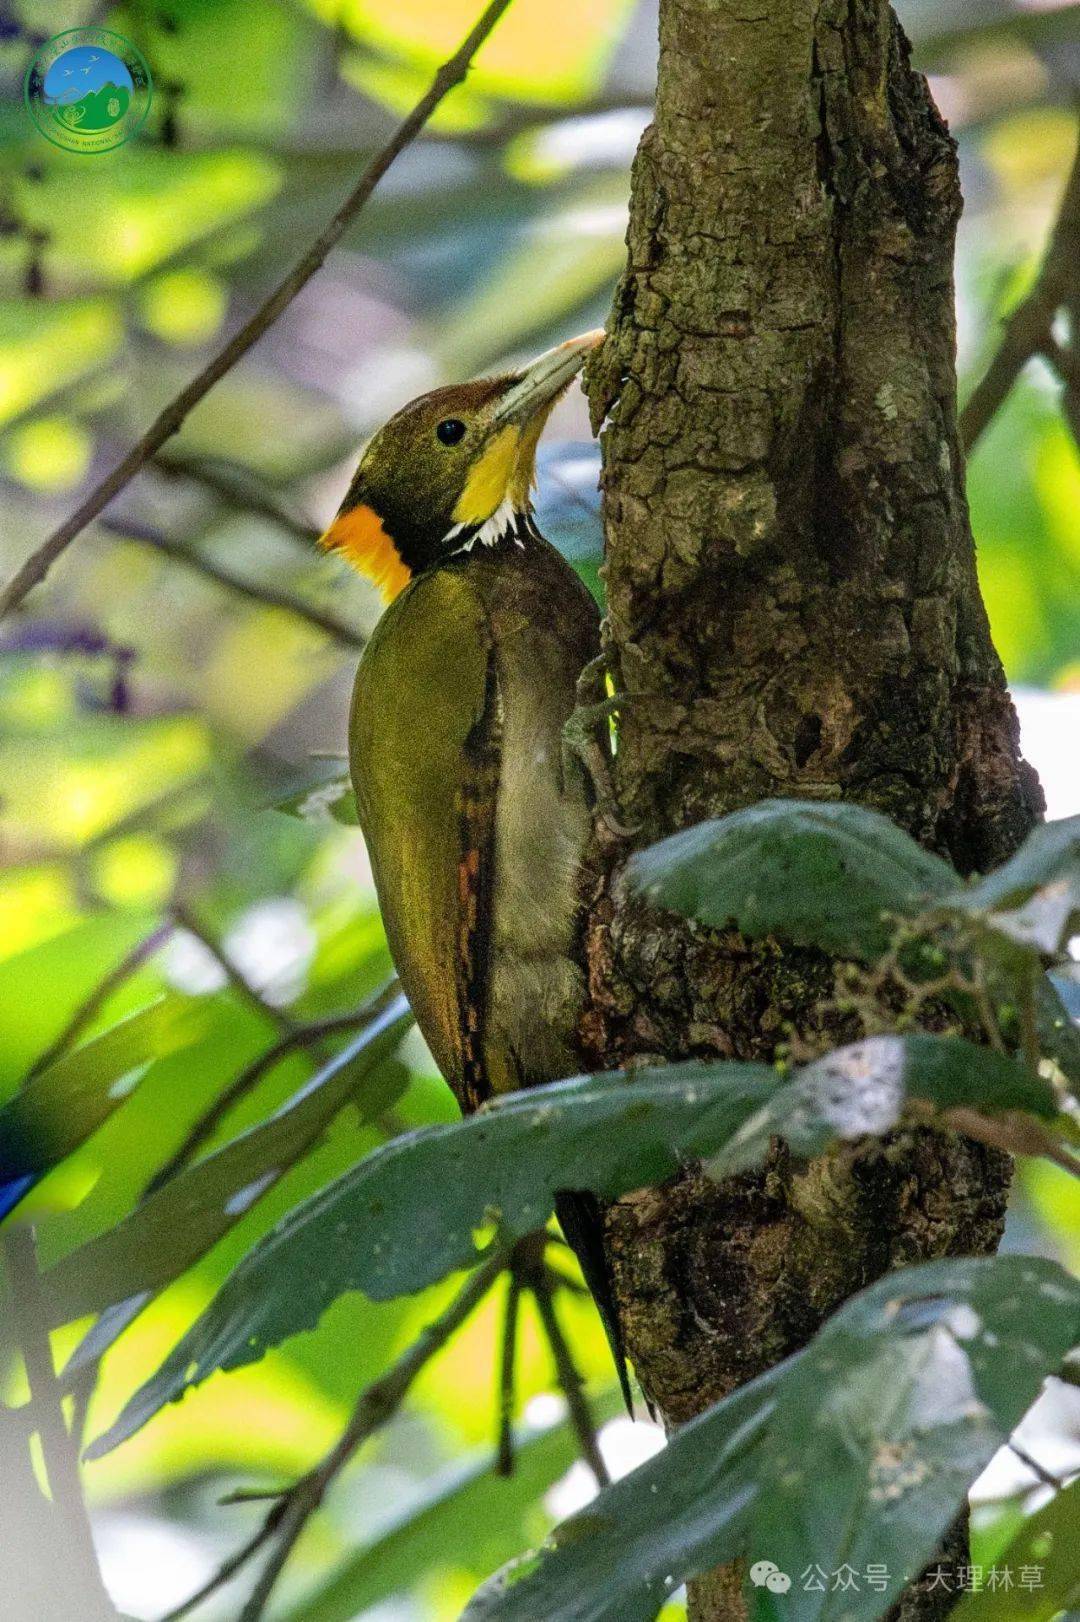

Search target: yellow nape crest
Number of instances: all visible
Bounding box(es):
[319,502,412,603]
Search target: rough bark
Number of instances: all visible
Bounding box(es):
[582,1,1044,1616]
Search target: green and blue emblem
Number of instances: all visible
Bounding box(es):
[24,28,152,154]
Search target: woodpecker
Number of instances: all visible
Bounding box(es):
[321,331,630,1403]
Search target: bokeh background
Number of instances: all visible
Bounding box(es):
[0,1,1078,1617]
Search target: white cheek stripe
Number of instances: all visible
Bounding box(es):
[443,495,525,555]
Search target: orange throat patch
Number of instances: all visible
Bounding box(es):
[319,502,412,603]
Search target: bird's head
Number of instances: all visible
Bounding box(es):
[319,330,603,601]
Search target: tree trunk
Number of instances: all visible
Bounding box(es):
[582,1,1044,1616]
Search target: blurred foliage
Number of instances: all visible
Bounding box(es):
[0,0,1079,1618]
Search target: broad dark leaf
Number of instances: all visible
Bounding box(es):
[954,1478,1080,1620]
[46,994,412,1343]
[281,1387,627,1622]
[707,1033,1058,1180]
[0,997,207,1218]
[626,800,956,958]
[750,1256,1080,1621]
[466,1257,1080,1622]
[86,1059,780,1456]
[464,1368,783,1622]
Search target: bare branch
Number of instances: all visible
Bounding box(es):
[162,1248,507,1622]
[961,125,1080,452]
[27,919,174,1079]
[0,0,515,620]
[102,517,366,649]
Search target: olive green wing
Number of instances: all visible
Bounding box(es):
[349,569,500,1112]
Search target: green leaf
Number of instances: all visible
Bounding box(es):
[952,818,1080,953]
[0,997,207,1194]
[86,1059,780,1456]
[626,800,956,959]
[466,1257,1080,1622]
[281,1387,627,1622]
[45,994,412,1339]
[271,761,358,827]
[954,1479,1080,1621]
[749,1257,1080,1622]
[465,1368,783,1622]
[1037,973,1080,1094]
[707,1033,1059,1180]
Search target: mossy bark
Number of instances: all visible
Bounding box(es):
[582,1,1043,1616]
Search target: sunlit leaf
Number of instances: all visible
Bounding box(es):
[0,997,207,1220]
[136,268,228,347]
[2,416,92,492]
[47,992,412,1339]
[324,0,637,106]
[954,1478,1080,1620]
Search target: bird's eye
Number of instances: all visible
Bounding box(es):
[436,418,466,446]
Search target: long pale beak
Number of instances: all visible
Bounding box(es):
[491,329,604,427]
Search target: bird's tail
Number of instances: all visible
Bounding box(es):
[553,1188,634,1415]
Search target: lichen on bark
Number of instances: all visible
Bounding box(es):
[582,1,1044,1616]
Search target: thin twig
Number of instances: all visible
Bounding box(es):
[1019,960,1041,1077]
[2,1227,112,1616]
[151,451,321,545]
[1040,333,1080,395]
[968,958,1007,1055]
[160,1248,507,1622]
[0,0,515,620]
[530,1256,611,1491]
[170,900,296,1039]
[141,982,403,1197]
[159,1517,282,1622]
[1008,1439,1067,1492]
[496,1270,522,1476]
[27,919,175,1079]
[103,517,366,649]
[961,125,1080,452]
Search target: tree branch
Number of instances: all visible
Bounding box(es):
[150,451,321,546]
[161,1247,508,1622]
[0,0,515,620]
[170,899,297,1038]
[961,123,1080,452]
[529,1256,610,1491]
[102,517,366,649]
[495,1270,522,1476]
[507,1232,610,1490]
